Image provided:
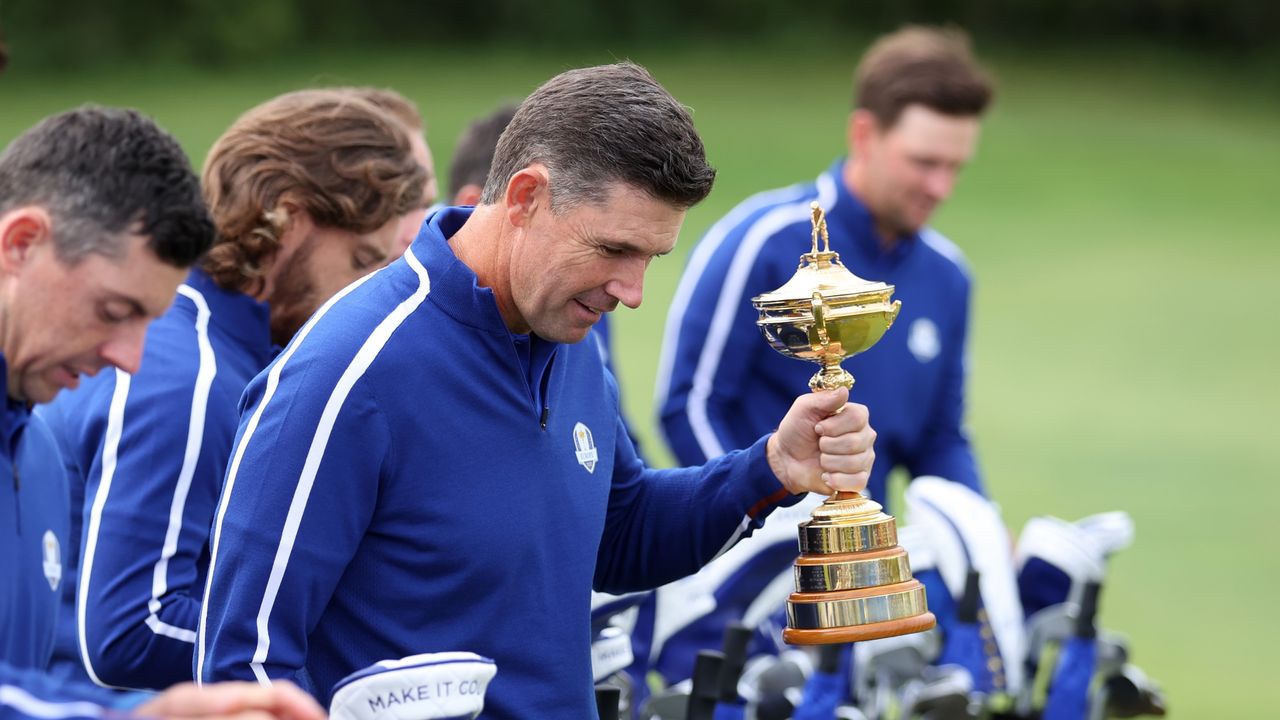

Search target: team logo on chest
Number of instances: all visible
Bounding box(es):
[908,317,941,363]
[42,530,61,592]
[573,422,599,473]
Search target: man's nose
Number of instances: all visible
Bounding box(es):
[926,167,958,201]
[606,258,646,310]
[99,323,148,374]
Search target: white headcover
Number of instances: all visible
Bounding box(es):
[329,652,496,720]
[1014,510,1134,598]
[903,477,1026,695]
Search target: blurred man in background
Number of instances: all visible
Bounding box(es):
[39,89,427,691]
[448,103,518,206]
[0,104,324,720]
[650,25,995,683]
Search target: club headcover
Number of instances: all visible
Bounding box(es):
[329,652,496,720]
[904,476,1026,696]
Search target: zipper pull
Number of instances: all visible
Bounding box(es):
[540,405,550,430]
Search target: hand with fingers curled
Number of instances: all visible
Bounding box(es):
[132,681,327,720]
[765,387,876,496]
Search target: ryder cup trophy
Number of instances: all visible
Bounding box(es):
[751,202,936,644]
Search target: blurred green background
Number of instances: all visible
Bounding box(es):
[2,2,1277,717]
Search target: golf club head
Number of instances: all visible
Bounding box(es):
[750,651,812,699]
[900,665,976,720]
[1094,629,1130,678]
[1103,664,1167,718]
[853,628,940,702]
[753,692,795,720]
[641,680,691,720]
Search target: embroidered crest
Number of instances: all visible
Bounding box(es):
[908,317,941,363]
[42,530,61,591]
[573,422,598,473]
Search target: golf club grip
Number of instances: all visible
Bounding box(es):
[718,623,753,702]
[595,684,621,720]
[687,650,724,720]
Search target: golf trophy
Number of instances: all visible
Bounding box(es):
[751,202,936,644]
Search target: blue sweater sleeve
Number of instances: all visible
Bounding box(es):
[594,413,799,594]
[658,216,783,465]
[905,274,983,494]
[197,359,387,688]
[0,662,147,720]
[73,358,231,690]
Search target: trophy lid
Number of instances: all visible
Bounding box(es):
[752,203,892,308]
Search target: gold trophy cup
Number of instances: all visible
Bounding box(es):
[751,202,936,644]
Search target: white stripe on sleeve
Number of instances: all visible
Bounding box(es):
[197,267,384,685]
[146,284,217,645]
[246,248,431,683]
[0,686,103,720]
[77,367,132,690]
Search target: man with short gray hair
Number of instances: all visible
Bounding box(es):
[199,62,879,719]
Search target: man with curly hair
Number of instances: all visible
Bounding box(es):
[38,88,428,691]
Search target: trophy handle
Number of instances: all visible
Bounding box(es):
[809,291,830,347]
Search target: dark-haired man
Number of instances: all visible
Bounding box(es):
[198,62,878,719]
[0,107,324,720]
[651,25,996,682]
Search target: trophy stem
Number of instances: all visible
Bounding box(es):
[808,364,854,393]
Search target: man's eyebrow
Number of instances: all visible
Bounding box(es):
[106,294,149,318]
[600,239,671,257]
[359,244,389,262]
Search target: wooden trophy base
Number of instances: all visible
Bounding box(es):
[783,611,938,645]
[783,578,937,646]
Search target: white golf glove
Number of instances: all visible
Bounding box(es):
[329,652,496,720]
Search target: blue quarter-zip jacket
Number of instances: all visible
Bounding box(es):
[197,207,799,719]
[657,158,983,502]
[0,357,70,672]
[37,269,273,690]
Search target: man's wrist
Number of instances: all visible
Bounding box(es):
[765,432,792,494]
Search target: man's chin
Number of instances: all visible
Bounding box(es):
[20,381,57,405]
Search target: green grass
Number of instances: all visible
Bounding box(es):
[3,40,1276,718]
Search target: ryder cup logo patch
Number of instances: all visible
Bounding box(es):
[42,530,61,591]
[573,422,598,473]
[908,317,941,363]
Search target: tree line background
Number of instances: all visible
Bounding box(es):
[2,0,1277,71]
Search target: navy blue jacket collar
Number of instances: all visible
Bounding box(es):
[412,206,516,336]
[827,157,919,267]
[183,267,272,352]
[0,354,30,454]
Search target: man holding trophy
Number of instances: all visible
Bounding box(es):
[197,62,878,719]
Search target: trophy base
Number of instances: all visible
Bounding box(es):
[783,612,937,645]
[783,579,936,646]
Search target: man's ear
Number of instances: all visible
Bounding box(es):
[0,207,53,275]
[503,164,550,229]
[848,109,881,156]
[271,197,311,251]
